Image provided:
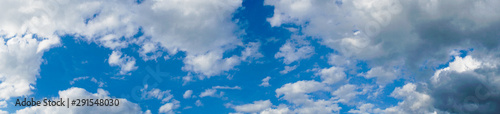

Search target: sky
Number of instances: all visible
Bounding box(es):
[1,0,500,114]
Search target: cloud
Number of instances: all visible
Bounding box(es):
[264,0,500,80]
[259,76,271,87]
[183,51,241,78]
[241,42,264,61]
[361,67,398,85]
[195,100,203,107]
[15,87,144,114]
[279,65,298,74]
[316,66,346,84]
[199,86,241,98]
[331,84,363,103]
[275,35,314,64]
[183,90,193,99]
[1,0,247,94]
[159,100,180,114]
[0,101,6,108]
[108,51,138,75]
[275,80,341,113]
[231,100,273,113]
[0,35,47,100]
[199,89,218,98]
[428,54,500,113]
[140,85,181,114]
[140,85,174,103]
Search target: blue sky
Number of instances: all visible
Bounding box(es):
[1,0,500,114]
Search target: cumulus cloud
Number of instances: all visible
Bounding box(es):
[183,90,193,99]
[159,101,180,114]
[265,0,500,80]
[199,86,241,98]
[279,65,298,74]
[259,76,271,87]
[265,0,500,113]
[316,66,346,84]
[0,35,47,100]
[140,85,180,114]
[195,100,203,107]
[1,0,247,100]
[275,80,341,113]
[15,87,144,114]
[331,84,363,103]
[362,67,398,85]
[275,35,314,64]
[108,51,138,75]
[231,100,273,113]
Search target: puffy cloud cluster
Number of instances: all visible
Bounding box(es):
[0,0,250,102]
[265,0,500,113]
[108,51,138,75]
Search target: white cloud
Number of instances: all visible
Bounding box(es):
[362,67,398,85]
[275,35,314,64]
[0,100,6,108]
[199,86,241,98]
[241,42,264,61]
[183,51,241,78]
[279,65,298,74]
[15,87,144,114]
[331,84,362,103]
[259,76,271,87]
[0,110,7,114]
[316,66,346,84]
[69,76,89,85]
[348,103,376,114]
[1,0,247,94]
[275,80,341,113]
[183,90,193,99]
[140,85,181,114]
[212,86,241,90]
[140,85,174,103]
[383,83,434,113]
[431,55,482,83]
[264,0,500,82]
[108,51,138,75]
[195,100,203,107]
[159,100,180,114]
[0,35,46,100]
[199,89,218,98]
[231,100,273,113]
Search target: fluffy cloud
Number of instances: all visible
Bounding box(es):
[140,85,180,114]
[231,100,273,113]
[0,35,47,100]
[265,0,500,113]
[159,100,180,114]
[428,54,500,113]
[316,66,346,84]
[279,65,298,74]
[331,84,363,103]
[183,51,241,78]
[275,80,341,113]
[15,87,144,114]
[259,76,271,87]
[199,86,241,98]
[275,35,314,64]
[183,90,193,99]
[362,67,398,85]
[108,51,138,75]
[1,0,247,100]
[265,0,500,80]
